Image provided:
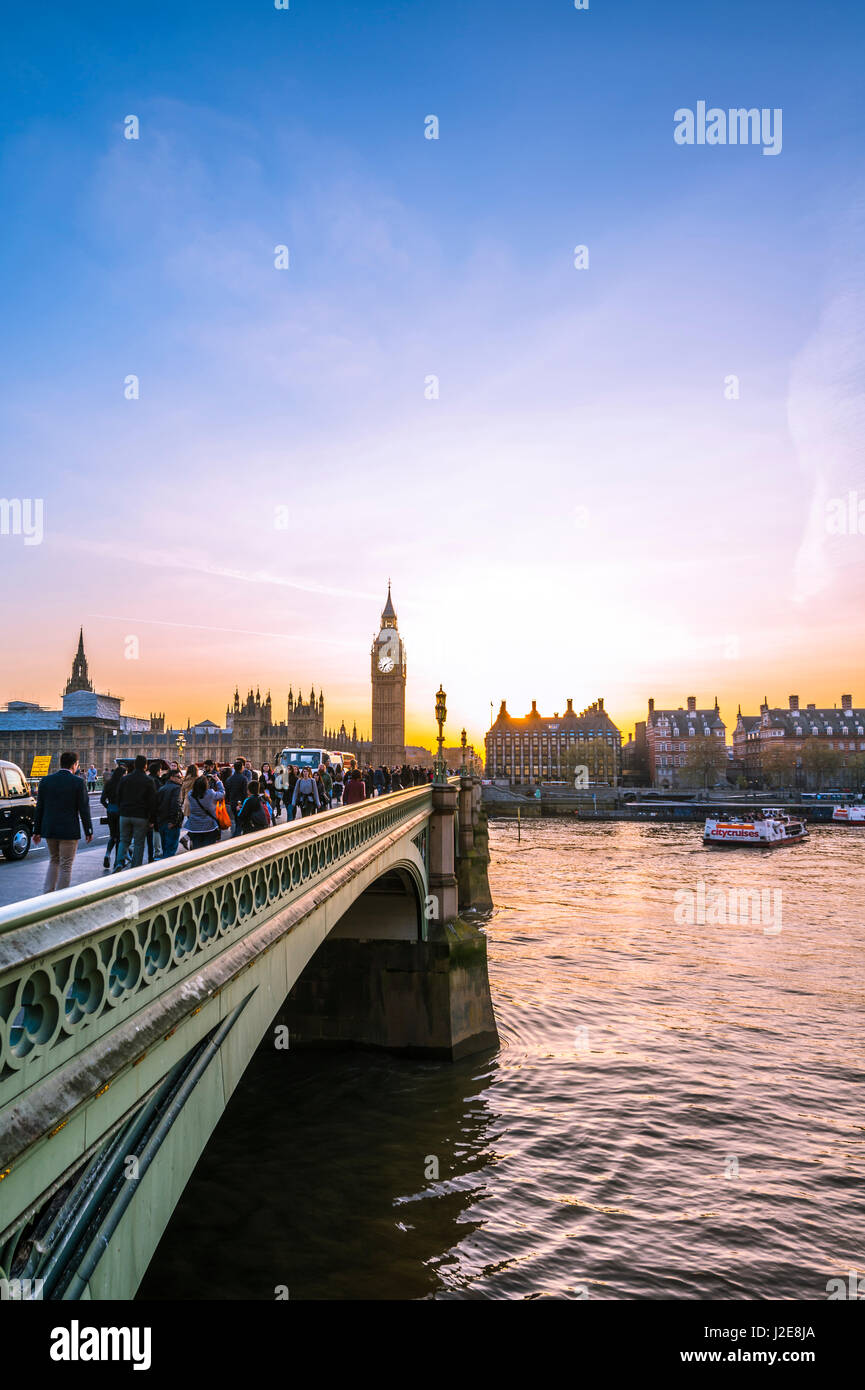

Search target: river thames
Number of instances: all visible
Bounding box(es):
[140,819,864,1300]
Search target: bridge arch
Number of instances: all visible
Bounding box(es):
[329,850,427,942]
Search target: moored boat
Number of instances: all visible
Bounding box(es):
[703,807,808,847]
[832,804,865,824]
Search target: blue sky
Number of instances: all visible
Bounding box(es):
[1,1,863,739]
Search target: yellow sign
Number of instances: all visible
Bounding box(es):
[30,755,52,777]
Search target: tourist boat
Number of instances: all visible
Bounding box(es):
[832,804,865,824]
[703,808,808,847]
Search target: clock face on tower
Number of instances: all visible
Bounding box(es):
[376,629,400,673]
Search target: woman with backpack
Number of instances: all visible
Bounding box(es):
[183,774,223,849]
[292,770,320,818]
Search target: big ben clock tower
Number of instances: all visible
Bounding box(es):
[371,583,406,767]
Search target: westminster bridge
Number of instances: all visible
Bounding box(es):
[0,778,496,1300]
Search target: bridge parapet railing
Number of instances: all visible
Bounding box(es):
[0,787,432,1112]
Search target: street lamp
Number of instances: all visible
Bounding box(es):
[434,685,447,783]
[460,727,467,776]
[176,733,186,767]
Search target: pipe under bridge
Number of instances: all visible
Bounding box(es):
[0,777,496,1300]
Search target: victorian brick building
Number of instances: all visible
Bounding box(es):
[734,694,865,788]
[645,696,727,788]
[485,697,622,786]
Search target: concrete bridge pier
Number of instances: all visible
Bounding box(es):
[282,781,498,1061]
[457,775,493,913]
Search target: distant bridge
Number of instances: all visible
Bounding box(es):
[0,778,495,1300]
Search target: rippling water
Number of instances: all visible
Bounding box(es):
[140,819,865,1300]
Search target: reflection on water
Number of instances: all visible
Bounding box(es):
[140,821,865,1300]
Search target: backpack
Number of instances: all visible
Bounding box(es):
[239,796,270,831]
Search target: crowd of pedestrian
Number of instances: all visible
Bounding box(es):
[96,755,434,874]
[33,751,435,891]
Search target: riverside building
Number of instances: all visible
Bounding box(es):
[734,694,865,788]
[645,696,726,789]
[485,698,621,786]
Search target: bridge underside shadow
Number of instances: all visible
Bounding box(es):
[279,869,498,1060]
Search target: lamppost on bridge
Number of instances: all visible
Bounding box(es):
[434,685,447,784]
[176,734,186,768]
[460,728,467,777]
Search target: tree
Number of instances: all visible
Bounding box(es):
[680,734,728,791]
[800,741,842,791]
[843,751,865,791]
[760,741,797,791]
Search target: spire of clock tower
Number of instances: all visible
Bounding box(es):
[381,581,397,628]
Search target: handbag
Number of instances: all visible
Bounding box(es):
[215,797,232,831]
[193,794,224,832]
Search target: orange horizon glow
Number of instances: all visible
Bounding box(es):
[6,612,865,756]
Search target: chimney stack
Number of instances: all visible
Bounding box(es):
[598,697,604,711]
[566,698,574,713]
[687,695,696,712]
[842,693,853,711]
[789,695,799,711]
[648,698,655,714]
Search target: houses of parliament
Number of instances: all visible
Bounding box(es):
[0,588,407,775]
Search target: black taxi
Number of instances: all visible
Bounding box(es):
[0,759,37,860]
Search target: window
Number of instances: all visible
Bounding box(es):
[2,767,28,798]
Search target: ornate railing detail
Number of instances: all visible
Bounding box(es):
[0,788,432,1105]
[412,827,428,874]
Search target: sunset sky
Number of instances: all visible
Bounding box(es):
[1,1,864,746]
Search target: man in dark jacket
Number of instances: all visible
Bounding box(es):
[224,758,250,836]
[33,750,94,892]
[156,769,184,859]
[115,755,157,871]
